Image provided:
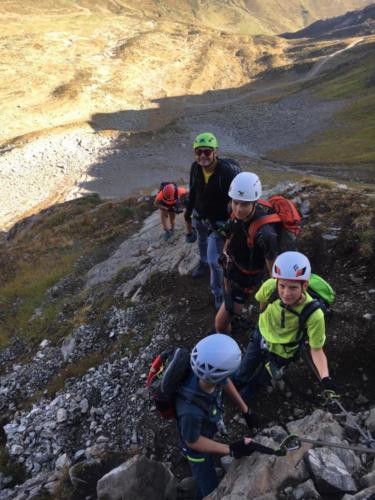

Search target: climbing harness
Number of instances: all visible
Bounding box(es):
[277,434,375,455]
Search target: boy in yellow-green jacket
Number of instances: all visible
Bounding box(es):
[233,251,339,402]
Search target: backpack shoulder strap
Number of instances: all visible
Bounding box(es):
[217,158,241,194]
[297,300,322,339]
[248,213,281,247]
[177,386,211,414]
[219,158,241,176]
[269,299,322,350]
[190,162,200,189]
[258,198,272,209]
[267,289,279,304]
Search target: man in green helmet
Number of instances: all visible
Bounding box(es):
[184,132,241,310]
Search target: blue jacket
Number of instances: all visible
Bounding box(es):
[175,372,224,444]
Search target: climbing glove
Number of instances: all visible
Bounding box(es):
[229,440,256,458]
[242,409,260,430]
[185,230,197,243]
[229,439,279,458]
[321,376,340,402]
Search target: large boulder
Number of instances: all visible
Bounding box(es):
[342,485,375,499]
[97,455,178,500]
[287,410,344,442]
[205,436,309,499]
[306,447,357,494]
[365,407,375,434]
[292,479,321,499]
[205,410,354,499]
[86,210,198,295]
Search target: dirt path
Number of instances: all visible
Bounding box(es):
[303,37,363,79]
[181,37,363,110]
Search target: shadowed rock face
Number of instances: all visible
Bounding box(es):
[283,3,375,39]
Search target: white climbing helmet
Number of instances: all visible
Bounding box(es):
[272,251,311,281]
[190,333,241,384]
[228,172,262,202]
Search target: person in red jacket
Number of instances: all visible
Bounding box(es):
[154,182,191,241]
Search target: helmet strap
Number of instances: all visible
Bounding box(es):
[199,379,217,393]
[243,202,256,221]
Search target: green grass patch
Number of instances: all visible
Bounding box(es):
[268,92,375,165]
[267,52,375,166]
[0,196,153,353]
[43,351,109,398]
[0,252,79,350]
[359,227,375,259]
[317,63,373,99]
[299,177,336,189]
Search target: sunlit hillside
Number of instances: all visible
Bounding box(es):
[268,35,375,166]
[2,0,374,35]
[1,0,374,232]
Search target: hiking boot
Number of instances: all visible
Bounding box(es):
[214,295,223,310]
[192,261,208,278]
[164,230,172,241]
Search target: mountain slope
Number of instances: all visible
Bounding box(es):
[283,2,375,38]
[267,37,375,167]
[2,0,374,34]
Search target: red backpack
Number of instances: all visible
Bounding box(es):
[146,347,191,419]
[247,196,302,252]
[146,347,211,419]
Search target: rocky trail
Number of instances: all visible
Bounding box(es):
[0,2,375,498]
[0,180,374,498]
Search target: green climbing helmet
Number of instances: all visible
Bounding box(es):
[193,132,218,150]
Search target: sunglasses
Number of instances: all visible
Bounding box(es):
[195,148,214,157]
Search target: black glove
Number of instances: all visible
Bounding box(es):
[229,439,255,458]
[321,376,340,402]
[242,409,260,430]
[229,440,277,458]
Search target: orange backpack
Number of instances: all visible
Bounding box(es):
[247,196,302,252]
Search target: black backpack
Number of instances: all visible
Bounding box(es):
[146,347,210,419]
[190,158,241,192]
[219,158,241,179]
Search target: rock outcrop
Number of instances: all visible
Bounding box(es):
[1,182,374,499]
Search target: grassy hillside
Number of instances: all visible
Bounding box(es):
[267,38,375,166]
[0,196,152,352]
[1,0,374,146]
[2,0,374,35]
